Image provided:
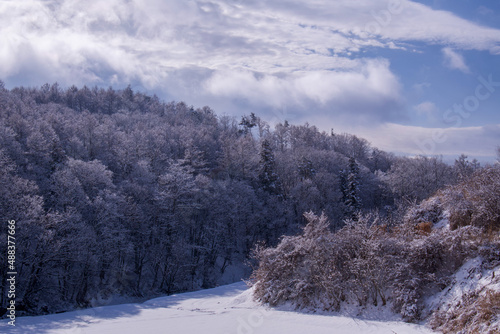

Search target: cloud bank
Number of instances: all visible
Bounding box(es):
[2,0,500,84]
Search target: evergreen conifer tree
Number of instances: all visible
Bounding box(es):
[259,139,282,197]
[342,157,361,218]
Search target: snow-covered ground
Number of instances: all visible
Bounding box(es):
[0,282,436,334]
[426,256,500,332]
[428,257,500,311]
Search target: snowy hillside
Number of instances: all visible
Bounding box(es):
[0,282,436,334]
[427,257,500,333]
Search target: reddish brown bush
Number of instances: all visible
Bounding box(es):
[415,222,432,235]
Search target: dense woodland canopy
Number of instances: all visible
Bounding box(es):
[0,82,487,315]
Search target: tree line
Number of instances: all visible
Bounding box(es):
[0,82,484,315]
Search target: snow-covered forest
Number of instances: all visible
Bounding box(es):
[0,82,498,332]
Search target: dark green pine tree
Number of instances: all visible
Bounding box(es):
[339,169,348,201]
[259,139,283,197]
[342,157,361,219]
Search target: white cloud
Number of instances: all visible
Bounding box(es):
[328,122,500,163]
[413,101,439,121]
[1,0,499,86]
[442,48,470,73]
[204,58,403,122]
[477,6,494,16]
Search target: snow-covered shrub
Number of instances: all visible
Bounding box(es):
[333,215,393,307]
[479,240,500,269]
[252,210,484,322]
[441,165,500,230]
[392,224,486,321]
[404,165,500,232]
[252,212,400,311]
[251,212,343,311]
[404,196,444,225]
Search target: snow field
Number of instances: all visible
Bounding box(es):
[1,282,437,334]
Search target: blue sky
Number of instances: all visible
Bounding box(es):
[1,0,499,162]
